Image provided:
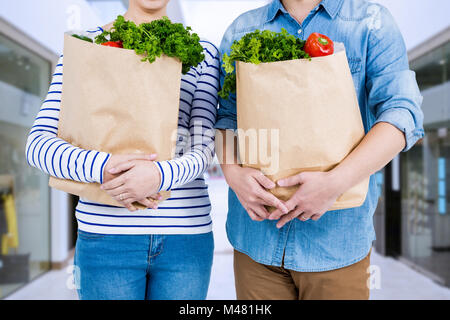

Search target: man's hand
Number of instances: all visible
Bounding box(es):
[269,171,344,228]
[269,122,407,228]
[223,165,289,221]
[101,159,161,212]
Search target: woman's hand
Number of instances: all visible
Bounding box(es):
[222,164,288,221]
[101,159,162,212]
[269,171,344,228]
[103,153,158,183]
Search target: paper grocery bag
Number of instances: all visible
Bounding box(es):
[49,34,181,207]
[236,49,369,210]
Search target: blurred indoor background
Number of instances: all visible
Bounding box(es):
[0,0,449,300]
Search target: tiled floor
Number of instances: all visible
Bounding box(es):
[5,178,450,300]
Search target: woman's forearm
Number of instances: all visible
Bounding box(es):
[156,43,220,191]
[329,122,406,193]
[156,144,215,191]
[25,56,110,184]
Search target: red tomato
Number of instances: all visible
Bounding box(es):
[101,41,123,48]
[304,33,334,57]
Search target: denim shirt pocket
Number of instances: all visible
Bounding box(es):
[347,57,363,90]
[348,57,362,74]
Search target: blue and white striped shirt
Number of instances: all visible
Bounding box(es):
[25,28,220,235]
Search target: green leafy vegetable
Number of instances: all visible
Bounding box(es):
[72,34,93,43]
[94,15,204,74]
[219,28,310,99]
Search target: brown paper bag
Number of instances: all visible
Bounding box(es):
[49,34,181,207]
[236,49,369,210]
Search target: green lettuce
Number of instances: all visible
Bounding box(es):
[219,28,310,99]
[95,15,204,74]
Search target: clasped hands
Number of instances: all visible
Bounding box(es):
[98,154,345,221]
[100,154,162,212]
[226,166,345,228]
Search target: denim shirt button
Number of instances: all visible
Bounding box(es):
[297,29,302,35]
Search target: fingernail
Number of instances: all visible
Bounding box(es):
[109,168,117,173]
[100,185,104,189]
[158,195,162,200]
[278,180,285,187]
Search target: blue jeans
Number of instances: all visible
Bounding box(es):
[74,230,214,300]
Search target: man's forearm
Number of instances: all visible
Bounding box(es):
[329,122,406,193]
[217,129,240,176]
[219,123,405,195]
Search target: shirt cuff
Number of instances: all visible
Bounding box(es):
[155,160,179,192]
[91,152,111,184]
[374,107,425,152]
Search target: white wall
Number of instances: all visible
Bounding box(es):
[50,190,71,264]
[167,0,185,23]
[88,0,185,28]
[369,0,449,51]
[0,0,186,56]
[88,0,127,26]
[180,0,270,47]
[0,0,101,55]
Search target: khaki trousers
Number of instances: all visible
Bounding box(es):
[234,250,371,300]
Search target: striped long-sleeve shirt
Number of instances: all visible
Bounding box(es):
[25,28,220,235]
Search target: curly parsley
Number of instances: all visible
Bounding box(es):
[94,15,204,74]
[219,28,310,99]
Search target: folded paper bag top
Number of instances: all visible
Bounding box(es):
[236,46,369,210]
[48,33,181,207]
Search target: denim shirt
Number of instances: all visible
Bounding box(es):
[215,0,424,271]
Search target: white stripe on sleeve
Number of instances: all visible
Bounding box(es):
[156,42,219,191]
[25,56,111,184]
